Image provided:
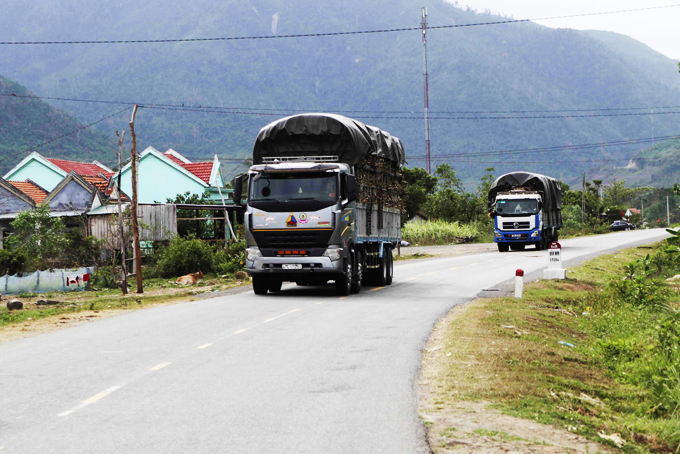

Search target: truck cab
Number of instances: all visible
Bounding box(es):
[492,191,544,251]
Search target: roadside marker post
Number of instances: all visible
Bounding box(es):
[543,242,567,280]
[515,269,524,299]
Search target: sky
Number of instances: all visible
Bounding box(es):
[454,0,680,60]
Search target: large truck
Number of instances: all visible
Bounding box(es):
[232,113,405,296]
[488,171,562,252]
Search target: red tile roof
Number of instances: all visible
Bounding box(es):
[182,162,213,184]
[8,180,48,204]
[48,158,114,178]
[83,176,109,193]
[162,151,213,184]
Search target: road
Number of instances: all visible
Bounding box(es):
[0,229,669,453]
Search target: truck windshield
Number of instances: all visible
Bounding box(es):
[250,172,338,203]
[496,199,539,215]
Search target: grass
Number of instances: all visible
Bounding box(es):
[394,252,435,262]
[423,242,680,453]
[403,220,480,246]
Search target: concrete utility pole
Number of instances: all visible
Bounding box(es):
[667,195,671,226]
[115,130,127,295]
[421,7,432,174]
[129,105,143,294]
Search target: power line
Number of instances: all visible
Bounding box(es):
[5,93,680,116]
[0,4,677,45]
[0,107,132,165]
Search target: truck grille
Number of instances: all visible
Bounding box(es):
[502,221,531,230]
[253,229,333,248]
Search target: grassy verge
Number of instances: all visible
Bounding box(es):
[422,239,680,453]
[403,220,481,246]
[0,275,250,329]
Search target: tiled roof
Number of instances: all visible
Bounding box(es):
[162,151,213,184]
[48,158,114,178]
[8,180,48,204]
[182,162,213,184]
[83,176,109,193]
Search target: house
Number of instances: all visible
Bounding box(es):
[0,177,41,249]
[3,152,114,192]
[115,147,232,204]
[44,171,106,218]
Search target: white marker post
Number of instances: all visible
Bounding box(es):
[543,241,567,280]
[515,269,524,299]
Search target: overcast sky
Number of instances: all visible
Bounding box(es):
[454,0,679,60]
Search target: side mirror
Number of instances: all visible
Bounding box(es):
[347,175,357,203]
[233,175,243,204]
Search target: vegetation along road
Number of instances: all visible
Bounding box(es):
[0,229,669,453]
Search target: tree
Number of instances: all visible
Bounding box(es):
[11,204,66,270]
[167,191,217,239]
[401,167,438,221]
[433,163,464,192]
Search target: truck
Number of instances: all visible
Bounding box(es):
[232,113,405,296]
[488,171,562,252]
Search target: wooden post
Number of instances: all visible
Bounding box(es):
[115,130,128,295]
[129,105,143,294]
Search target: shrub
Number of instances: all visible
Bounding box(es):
[402,220,479,245]
[214,241,246,275]
[0,248,29,276]
[156,236,215,277]
[61,229,105,268]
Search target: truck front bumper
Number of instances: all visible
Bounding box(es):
[494,229,540,243]
[246,256,343,276]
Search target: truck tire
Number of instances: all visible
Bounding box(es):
[385,247,394,285]
[268,279,282,292]
[350,251,363,294]
[252,275,269,295]
[336,257,352,296]
[498,243,509,252]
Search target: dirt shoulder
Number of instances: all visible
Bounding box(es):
[0,278,251,344]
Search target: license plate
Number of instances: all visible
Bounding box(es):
[510,234,522,238]
[282,264,302,270]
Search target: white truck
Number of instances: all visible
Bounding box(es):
[232,113,405,296]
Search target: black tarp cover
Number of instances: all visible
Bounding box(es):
[488,172,562,227]
[252,113,406,166]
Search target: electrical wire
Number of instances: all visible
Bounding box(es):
[0,4,677,45]
[0,107,132,165]
[4,93,679,116]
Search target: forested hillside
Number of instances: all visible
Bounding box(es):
[0,76,116,173]
[0,0,679,184]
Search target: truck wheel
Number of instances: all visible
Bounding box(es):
[268,280,282,292]
[385,247,394,285]
[498,243,509,253]
[336,257,352,296]
[252,275,269,295]
[350,251,363,294]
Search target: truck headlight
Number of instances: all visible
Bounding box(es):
[322,246,342,261]
[494,231,502,238]
[531,231,539,238]
[246,247,262,262]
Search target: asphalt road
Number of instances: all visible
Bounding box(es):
[0,229,670,454]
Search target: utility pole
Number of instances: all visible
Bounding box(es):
[115,130,127,295]
[421,7,432,174]
[129,105,143,294]
[581,172,586,224]
[667,195,671,226]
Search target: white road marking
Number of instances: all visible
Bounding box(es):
[58,386,122,416]
[197,343,213,349]
[289,308,302,313]
[234,329,248,334]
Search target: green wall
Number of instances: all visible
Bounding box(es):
[120,154,206,203]
[5,160,64,191]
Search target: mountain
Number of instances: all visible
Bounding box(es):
[0,0,679,186]
[0,76,116,174]
[590,137,680,188]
